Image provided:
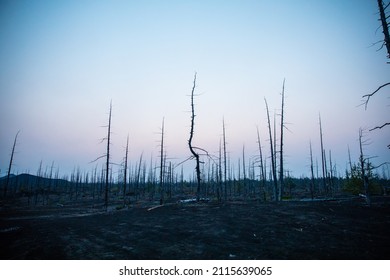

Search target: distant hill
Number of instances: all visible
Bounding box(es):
[0,173,69,188]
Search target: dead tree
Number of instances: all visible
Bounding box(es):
[218,139,223,202]
[377,0,390,60]
[328,150,334,194]
[362,0,390,138]
[279,79,286,201]
[222,118,227,200]
[159,118,165,205]
[188,73,201,201]
[265,98,278,201]
[242,145,247,195]
[256,126,266,198]
[136,152,143,200]
[309,141,315,200]
[319,113,327,194]
[123,134,129,205]
[4,130,20,198]
[104,101,112,211]
[359,128,371,206]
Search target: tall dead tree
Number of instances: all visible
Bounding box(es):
[362,0,390,141]
[309,141,315,200]
[123,134,129,205]
[359,128,371,206]
[104,101,112,211]
[218,139,223,202]
[242,144,247,195]
[4,130,20,198]
[256,126,265,197]
[222,118,227,200]
[378,0,390,60]
[279,79,286,201]
[159,118,165,205]
[319,113,327,194]
[136,152,143,200]
[188,73,201,201]
[265,98,278,201]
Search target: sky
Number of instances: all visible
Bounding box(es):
[0,0,389,180]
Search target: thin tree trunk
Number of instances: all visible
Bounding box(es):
[242,144,247,196]
[218,139,222,202]
[279,79,285,201]
[104,101,112,211]
[136,152,143,201]
[347,145,353,179]
[310,141,315,200]
[222,118,227,201]
[265,98,278,201]
[359,128,371,206]
[4,130,20,198]
[319,113,326,195]
[329,150,333,195]
[160,118,165,205]
[256,126,265,198]
[123,134,129,205]
[188,73,201,201]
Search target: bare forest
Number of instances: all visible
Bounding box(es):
[1,0,390,260]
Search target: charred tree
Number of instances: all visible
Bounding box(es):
[222,118,227,201]
[319,113,327,194]
[123,134,129,205]
[188,73,201,201]
[279,79,286,201]
[159,118,165,205]
[242,144,247,195]
[359,128,371,206]
[265,98,278,201]
[4,130,19,198]
[218,139,223,202]
[309,141,315,200]
[104,101,112,211]
[256,126,266,198]
[362,1,390,138]
[136,152,143,200]
[378,0,390,60]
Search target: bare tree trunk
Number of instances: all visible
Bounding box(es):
[4,131,20,198]
[159,118,165,205]
[222,118,227,201]
[265,98,278,201]
[256,126,265,199]
[319,113,326,195]
[279,79,285,201]
[123,134,129,205]
[188,73,201,201]
[347,145,353,178]
[218,140,222,202]
[378,0,390,59]
[136,152,143,201]
[329,150,334,195]
[242,144,247,196]
[104,101,112,211]
[359,128,371,206]
[310,141,315,200]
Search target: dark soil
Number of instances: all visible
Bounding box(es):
[1,196,390,260]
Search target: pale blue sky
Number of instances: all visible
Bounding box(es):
[1,0,389,179]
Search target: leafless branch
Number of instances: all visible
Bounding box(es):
[89,154,107,163]
[372,161,390,169]
[376,41,386,51]
[362,82,390,109]
[369,122,390,131]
